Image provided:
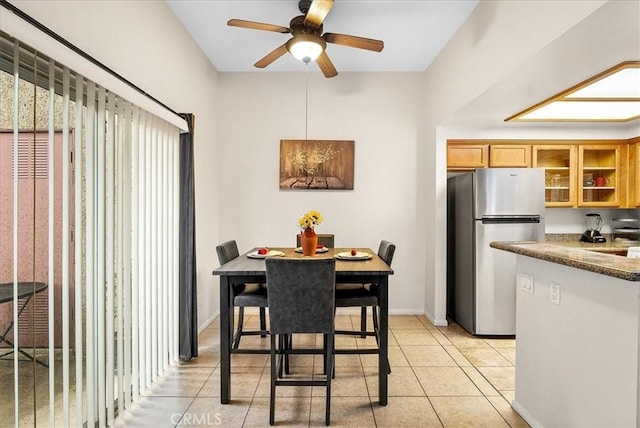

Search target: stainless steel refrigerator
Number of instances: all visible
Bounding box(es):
[447,168,545,335]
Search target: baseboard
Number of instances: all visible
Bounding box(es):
[423,310,448,327]
[205,308,442,327]
[238,307,430,316]
[511,399,542,428]
[198,311,219,334]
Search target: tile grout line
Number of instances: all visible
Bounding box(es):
[185,315,525,427]
[396,324,446,428]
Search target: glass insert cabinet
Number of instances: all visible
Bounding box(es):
[578,144,622,207]
[527,143,625,207]
[532,145,577,207]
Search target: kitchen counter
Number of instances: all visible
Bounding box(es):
[545,232,639,247]
[490,238,640,281]
[490,236,640,427]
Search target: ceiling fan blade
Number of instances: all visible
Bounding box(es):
[227,19,291,34]
[254,44,288,68]
[324,33,384,52]
[304,0,334,29]
[316,51,338,78]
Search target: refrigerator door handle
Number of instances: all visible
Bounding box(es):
[481,216,541,224]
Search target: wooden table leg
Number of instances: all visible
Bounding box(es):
[378,275,388,406]
[220,275,231,404]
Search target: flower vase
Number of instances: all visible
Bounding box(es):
[300,227,318,256]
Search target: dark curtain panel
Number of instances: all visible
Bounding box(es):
[179,113,198,359]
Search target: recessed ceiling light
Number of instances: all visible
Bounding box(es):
[506,61,640,122]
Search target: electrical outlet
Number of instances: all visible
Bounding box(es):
[519,272,534,294]
[550,282,560,305]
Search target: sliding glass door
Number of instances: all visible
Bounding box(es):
[0,30,181,427]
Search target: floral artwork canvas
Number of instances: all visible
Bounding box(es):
[279,139,354,190]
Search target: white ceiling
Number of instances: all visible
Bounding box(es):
[165,1,638,130]
[166,0,479,74]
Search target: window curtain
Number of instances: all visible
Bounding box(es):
[179,113,198,359]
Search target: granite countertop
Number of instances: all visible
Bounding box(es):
[490,235,640,282]
[545,233,640,249]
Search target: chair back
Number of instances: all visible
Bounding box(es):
[266,258,335,335]
[216,240,240,265]
[295,233,335,248]
[377,240,396,266]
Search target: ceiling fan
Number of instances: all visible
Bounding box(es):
[227,0,384,78]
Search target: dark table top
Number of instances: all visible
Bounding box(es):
[212,247,394,277]
[0,282,48,304]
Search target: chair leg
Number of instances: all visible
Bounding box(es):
[233,306,245,349]
[322,334,327,375]
[270,334,277,426]
[284,334,291,375]
[229,301,236,349]
[360,306,367,338]
[278,335,285,378]
[259,307,267,337]
[372,306,379,343]
[325,334,334,426]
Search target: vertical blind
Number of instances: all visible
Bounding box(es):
[1,32,181,427]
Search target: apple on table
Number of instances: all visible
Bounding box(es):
[350,249,357,256]
[257,247,268,255]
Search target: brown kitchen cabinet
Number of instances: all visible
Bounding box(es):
[447,139,635,208]
[629,140,640,207]
[447,143,489,169]
[632,142,640,207]
[489,144,531,167]
[578,144,625,207]
[532,145,577,207]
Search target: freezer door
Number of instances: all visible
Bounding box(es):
[474,219,544,335]
[474,168,545,217]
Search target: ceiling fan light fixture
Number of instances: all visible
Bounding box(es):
[286,34,326,64]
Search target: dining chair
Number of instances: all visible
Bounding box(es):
[335,240,395,367]
[296,233,335,248]
[216,240,268,349]
[287,232,335,373]
[266,258,336,426]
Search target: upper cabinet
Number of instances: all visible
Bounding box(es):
[447,141,530,170]
[578,144,625,207]
[629,142,640,207]
[489,145,531,167]
[629,139,640,207]
[447,143,488,170]
[532,145,577,207]
[448,139,637,208]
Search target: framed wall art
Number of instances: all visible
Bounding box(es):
[279,139,354,190]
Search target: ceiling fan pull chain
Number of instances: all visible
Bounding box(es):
[305,63,309,140]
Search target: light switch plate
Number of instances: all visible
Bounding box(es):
[519,272,534,294]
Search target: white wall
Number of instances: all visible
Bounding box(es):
[216,72,424,313]
[9,0,223,328]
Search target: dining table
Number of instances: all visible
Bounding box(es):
[212,247,394,405]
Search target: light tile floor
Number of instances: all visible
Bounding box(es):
[114,314,529,427]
